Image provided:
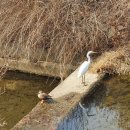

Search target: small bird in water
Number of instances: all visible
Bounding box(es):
[38,90,52,103]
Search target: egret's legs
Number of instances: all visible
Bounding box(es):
[84,75,86,86]
[82,75,85,84]
[81,75,86,86]
[83,75,87,86]
[82,76,84,84]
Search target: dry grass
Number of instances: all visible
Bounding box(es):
[91,44,130,75]
[0,118,7,128]
[0,0,130,77]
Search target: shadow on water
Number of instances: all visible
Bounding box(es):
[57,75,130,130]
[0,70,60,130]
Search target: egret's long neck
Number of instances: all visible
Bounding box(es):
[87,53,91,62]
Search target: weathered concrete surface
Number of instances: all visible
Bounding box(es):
[0,58,76,78]
[11,68,100,130]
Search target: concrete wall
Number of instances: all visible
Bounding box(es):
[11,68,101,130]
[0,58,76,78]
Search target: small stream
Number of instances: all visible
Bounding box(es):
[0,71,59,130]
[58,75,130,130]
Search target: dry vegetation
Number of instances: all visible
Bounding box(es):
[0,0,130,77]
[91,44,130,75]
[0,117,7,129]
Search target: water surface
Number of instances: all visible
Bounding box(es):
[58,75,130,130]
[0,71,59,130]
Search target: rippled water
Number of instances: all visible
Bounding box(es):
[0,71,59,130]
[58,75,130,130]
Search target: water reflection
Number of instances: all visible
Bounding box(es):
[0,70,59,130]
[58,76,130,130]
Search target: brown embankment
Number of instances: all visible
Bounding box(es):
[0,0,130,77]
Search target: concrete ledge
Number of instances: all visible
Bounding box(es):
[0,58,76,78]
[11,68,100,130]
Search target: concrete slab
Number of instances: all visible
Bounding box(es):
[0,58,76,78]
[11,68,100,130]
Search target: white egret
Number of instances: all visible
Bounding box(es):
[78,51,97,86]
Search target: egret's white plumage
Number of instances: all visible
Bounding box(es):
[78,61,90,78]
[78,51,96,85]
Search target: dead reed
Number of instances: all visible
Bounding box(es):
[91,44,130,75]
[0,0,130,77]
